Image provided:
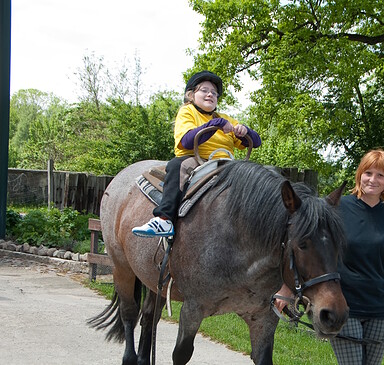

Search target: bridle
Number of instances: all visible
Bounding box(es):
[271,221,341,320]
[289,242,340,303]
[271,221,384,346]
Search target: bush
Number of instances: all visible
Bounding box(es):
[6,209,22,233]
[6,207,99,252]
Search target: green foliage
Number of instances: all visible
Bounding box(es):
[105,92,178,171]
[5,209,22,233]
[9,89,69,169]
[6,207,98,251]
[189,0,384,181]
[9,88,180,175]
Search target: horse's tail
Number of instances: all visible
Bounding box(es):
[87,277,143,343]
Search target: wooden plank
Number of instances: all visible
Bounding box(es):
[88,218,101,231]
[63,172,70,208]
[88,253,114,267]
[47,159,54,209]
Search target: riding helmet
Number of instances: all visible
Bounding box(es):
[185,71,223,97]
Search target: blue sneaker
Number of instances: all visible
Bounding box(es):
[132,217,174,237]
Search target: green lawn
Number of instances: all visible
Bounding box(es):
[162,301,338,365]
[88,281,384,365]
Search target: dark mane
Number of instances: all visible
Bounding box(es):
[211,160,345,253]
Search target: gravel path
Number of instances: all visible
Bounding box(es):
[0,251,252,364]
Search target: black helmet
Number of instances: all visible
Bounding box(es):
[185,71,223,97]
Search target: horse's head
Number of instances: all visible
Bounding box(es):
[280,181,349,338]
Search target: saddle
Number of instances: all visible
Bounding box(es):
[136,157,230,217]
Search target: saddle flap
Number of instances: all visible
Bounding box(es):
[142,171,164,193]
[149,166,166,181]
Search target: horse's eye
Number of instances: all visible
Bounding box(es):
[298,242,308,250]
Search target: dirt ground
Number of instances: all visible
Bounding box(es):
[0,251,252,365]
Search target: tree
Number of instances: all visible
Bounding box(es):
[189,0,384,183]
[9,89,67,168]
[74,51,148,108]
[104,91,179,173]
[21,112,67,169]
[130,51,145,106]
[74,52,106,111]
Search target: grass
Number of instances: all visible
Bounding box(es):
[87,281,339,364]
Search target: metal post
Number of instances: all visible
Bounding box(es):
[0,0,11,239]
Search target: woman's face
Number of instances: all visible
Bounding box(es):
[361,167,384,197]
[193,81,218,112]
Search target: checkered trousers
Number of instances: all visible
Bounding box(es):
[330,317,384,365]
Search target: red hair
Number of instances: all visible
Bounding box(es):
[351,149,384,200]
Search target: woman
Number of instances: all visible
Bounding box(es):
[132,70,261,237]
[275,148,384,365]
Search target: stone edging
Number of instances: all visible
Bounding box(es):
[0,239,89,273]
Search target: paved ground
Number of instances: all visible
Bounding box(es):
[0,251,252,365]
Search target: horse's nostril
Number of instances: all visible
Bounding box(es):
[320,309,336,326]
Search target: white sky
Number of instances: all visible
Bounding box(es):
[10,0,205,102]
[10,0,254,108]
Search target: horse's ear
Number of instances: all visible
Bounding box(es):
[281,180,302,214]
[326,181,347,206]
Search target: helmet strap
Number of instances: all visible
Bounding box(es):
[193,103,216,116]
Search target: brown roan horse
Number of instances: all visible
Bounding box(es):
[89,159,349,365]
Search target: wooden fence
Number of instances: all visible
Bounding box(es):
[6,162,318,280]
[7,162,318,218]
[276,166,318,194]
[7,161,114,215]
[88,218,113,280]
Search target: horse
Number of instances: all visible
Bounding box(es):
[89,159,349,365]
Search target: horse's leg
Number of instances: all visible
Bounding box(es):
[137,289,166,365]
[113,262,143,365]
[172,301,203,365]
[241,310,279,365]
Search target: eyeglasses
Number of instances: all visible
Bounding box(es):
[197,87,219,98]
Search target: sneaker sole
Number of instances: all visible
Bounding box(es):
[132,231,174,238]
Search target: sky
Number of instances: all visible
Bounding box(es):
[10,0,253,107]
[10,0,206,103]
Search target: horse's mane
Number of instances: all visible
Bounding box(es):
[211,160,345,253]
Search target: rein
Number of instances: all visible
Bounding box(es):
[151,236,173,365]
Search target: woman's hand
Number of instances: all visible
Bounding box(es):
[233,124,248,138]
[274,284,294,312]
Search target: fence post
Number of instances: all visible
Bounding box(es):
[89,221,99,281]
[63,172,70,209]
[47,159,54,209]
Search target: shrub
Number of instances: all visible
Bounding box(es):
[6,206,99,251]
[5,209,22,234]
